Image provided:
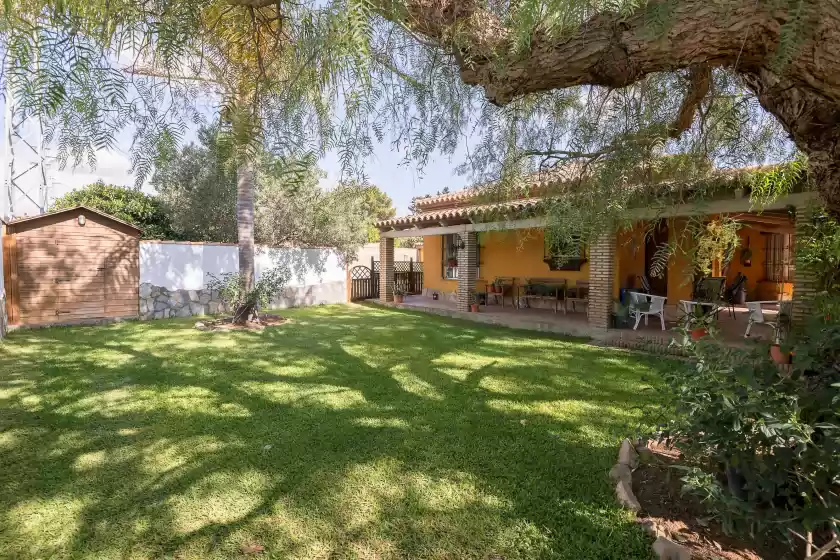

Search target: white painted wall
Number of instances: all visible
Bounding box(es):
[140,241,347,307]
[350,242,419,268]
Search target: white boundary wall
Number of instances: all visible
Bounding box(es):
[350,242,418,268]
[140,241,347,309]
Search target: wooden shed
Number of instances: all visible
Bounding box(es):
[2,206,141,327]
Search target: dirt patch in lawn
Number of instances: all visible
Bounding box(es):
[196,314,288,332]
[633,444,800,560]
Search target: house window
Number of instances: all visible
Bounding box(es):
[764,233,795,282]
[441,234,480,279]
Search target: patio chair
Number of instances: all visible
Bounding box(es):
[693,276,726,303]
[744,300,793,341]
[721,273,747,318]
[629,291,666,331]
[565,280,589,314]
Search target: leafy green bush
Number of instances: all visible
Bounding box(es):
[51,181,181,240]
[655,311,840,541]
[205,266,291,324]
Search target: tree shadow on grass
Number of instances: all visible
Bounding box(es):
[0,305,666,559]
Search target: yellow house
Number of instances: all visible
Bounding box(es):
[374,171,817,330]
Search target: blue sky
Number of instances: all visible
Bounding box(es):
[3,99,471,217]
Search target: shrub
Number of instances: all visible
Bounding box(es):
[205,266,290,323]
[51,181,181,240]
[654,313,840,542]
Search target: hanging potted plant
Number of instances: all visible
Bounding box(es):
[393,286,406,304]
[740,246,753,267]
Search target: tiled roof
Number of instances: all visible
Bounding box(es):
[410,164,779,211]
[376,198,545,228]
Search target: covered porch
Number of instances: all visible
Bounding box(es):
[387,293,783,348]
[375,191,818,345]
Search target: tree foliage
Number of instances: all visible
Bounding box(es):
[152,125,369,260]
[339,183,396,242]
[50,181,180,240]
[151,126,239,243]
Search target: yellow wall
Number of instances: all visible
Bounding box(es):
[615,224,647,296]
[422,230,590,293]
[725,226,766,299]
[420,219,793,304]
[422,235,457,293]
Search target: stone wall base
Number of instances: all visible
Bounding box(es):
[140,280,348,320]
[139,283,227,320]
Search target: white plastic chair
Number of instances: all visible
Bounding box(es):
[744,300,794,341]
[629,292,666,331]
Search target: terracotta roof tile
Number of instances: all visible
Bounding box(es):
[376,198,545,228]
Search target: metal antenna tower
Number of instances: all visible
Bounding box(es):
[1,83,54,220]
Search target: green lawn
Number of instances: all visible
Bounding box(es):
[0,304,665,559]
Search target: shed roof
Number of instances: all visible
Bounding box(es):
[1,205,143,232]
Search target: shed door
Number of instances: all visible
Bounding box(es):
[16,238,106,324]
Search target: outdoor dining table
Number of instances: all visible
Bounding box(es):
[517,280,567,313]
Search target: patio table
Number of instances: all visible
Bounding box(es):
[517,280,567,314]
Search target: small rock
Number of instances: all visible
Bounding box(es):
[652,536,691,560]
[618,438,640,469]
[195,321,208,331]
[637,519,660,538]
[609,463,632,485]
[635,444,654,464]
[615,480,641,512]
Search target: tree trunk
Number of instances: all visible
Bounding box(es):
[388,0,840,212]
[235,159,257,324]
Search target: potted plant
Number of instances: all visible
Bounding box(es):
[685,303,715,340]
[769,343,793,364]
[470,292,481,312]
[447,257,458,268]
[740,246,753,267]
[611,299,632,329]
[393,286,406,304]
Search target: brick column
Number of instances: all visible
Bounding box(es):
[456,232,478,312]
[379,237,394,303]
[588,231,616,330]
[792,209,818,323]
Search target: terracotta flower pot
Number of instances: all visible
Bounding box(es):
[394,294,404,304]
[770,344,793,364]
[470,303,480,312]
[690,328,708,340]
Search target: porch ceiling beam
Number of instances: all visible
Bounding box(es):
[379,192,817,238]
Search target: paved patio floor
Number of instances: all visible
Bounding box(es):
[384,295,780,350]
